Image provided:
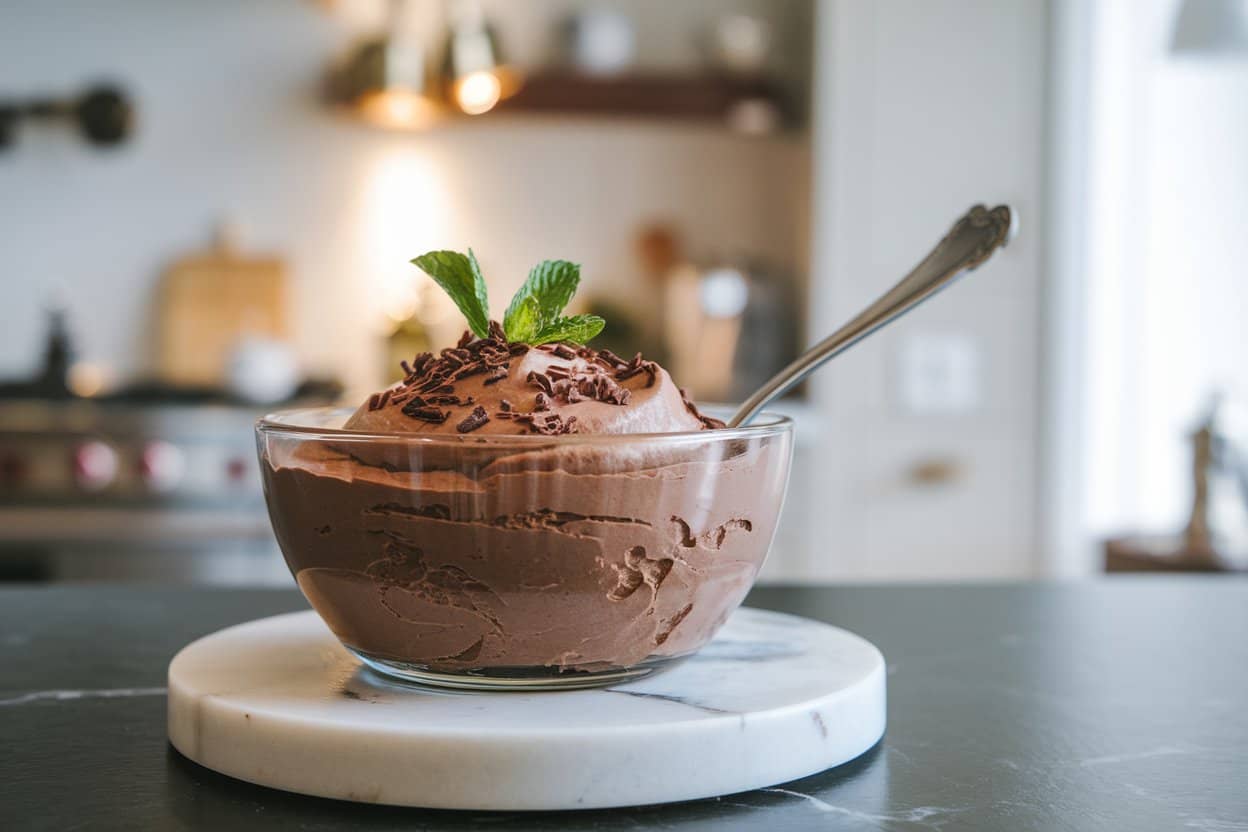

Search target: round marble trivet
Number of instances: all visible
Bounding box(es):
[167,607,885,810]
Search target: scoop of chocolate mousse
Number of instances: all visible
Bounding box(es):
[344,323,724,436]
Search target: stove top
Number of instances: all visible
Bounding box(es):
[0,397,269,507]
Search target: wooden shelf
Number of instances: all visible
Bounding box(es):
[494,71,791,132]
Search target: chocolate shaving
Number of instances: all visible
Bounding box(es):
[679,387,726,429]
[456,405,490,434]
[368,389,392,411]
[574,372,630,405]
[480,347,510,367]
[390,326,518,404]
[411,352,433,375]
[552,379,582,403]
[526,371,554,395]
[385,326,678,429]
[615,358,658,388]
[402,403,450,423]
[597,349,629,369]
[454,361,489,380]
[642,361,657,387]
[416,374,452,393]
[425,394,474,406]
[527,412,575,435]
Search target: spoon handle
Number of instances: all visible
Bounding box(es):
[728,204,1016,427]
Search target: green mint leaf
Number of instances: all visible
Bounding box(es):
[504,260,580,337]
[504,294,542,342]
[410,249,491,338]
[530,314,606,346]
[467,249,491,334]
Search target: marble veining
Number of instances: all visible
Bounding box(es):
[167,606,886,810]
[0,687,167,707]
[687,637,807,663]
[604,688,739,715]
[1080,745,1202,767]
[762,788,969,827]
[1183,820,1248,832]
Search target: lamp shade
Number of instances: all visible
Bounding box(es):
[1171,0,1248,56]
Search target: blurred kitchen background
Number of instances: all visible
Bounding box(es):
[1,0,1245,585]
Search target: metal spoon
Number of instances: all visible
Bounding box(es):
[728,204,1017,427]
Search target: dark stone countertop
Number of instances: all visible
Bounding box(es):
[2,579,1246,831]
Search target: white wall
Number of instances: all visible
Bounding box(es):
[782,0,1050,581]
[0,1,809,403]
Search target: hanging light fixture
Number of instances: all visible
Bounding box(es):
[1171,0,1248,57]
[326,0,444,130]
[441,0,520,116]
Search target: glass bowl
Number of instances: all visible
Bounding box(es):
[256,407,793,691]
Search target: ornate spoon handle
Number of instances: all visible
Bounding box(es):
[728,204,1016,427]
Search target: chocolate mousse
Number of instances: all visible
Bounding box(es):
[344,322,725,437]
[258,250,791,684]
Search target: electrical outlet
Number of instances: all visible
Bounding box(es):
[895,333,983,414]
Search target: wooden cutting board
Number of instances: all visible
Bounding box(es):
[157,234,288,386]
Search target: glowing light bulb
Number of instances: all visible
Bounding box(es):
[454,70,502,115]
[68,362,109,398]
[358,89,440,130]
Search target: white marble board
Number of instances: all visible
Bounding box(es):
[167,607,885,810]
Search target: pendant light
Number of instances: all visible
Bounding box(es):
[1171,0,1248,57]
[441,0,520,116]
[327,0,444,129]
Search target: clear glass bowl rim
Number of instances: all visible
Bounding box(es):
[256,406,793,446]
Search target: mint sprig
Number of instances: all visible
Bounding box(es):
[529,314,606,346]
[504,260,580,339]
[410,249,491,338]
[410,249,605,346]
[505,295,542,342]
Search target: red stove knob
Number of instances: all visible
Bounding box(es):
[137,440,185,493]
[71,440,118,492]
[0,449,26,487]
[225,457,249,483]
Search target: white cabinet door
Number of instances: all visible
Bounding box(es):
[777,0,1049,581]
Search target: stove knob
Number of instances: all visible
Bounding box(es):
[71,440,118,492]
[225,456,250,484]
[137,440,185,493]
[0,449,26,487]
